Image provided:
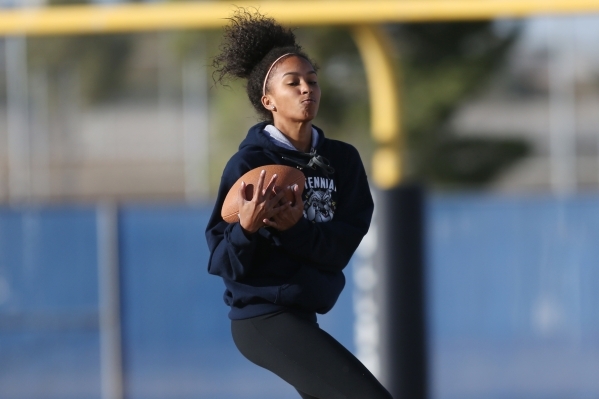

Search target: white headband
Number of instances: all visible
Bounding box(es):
[262,53,293,96]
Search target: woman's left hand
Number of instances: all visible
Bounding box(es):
[263,184,304,231]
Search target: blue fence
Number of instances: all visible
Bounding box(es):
[1,194,598,399]
[428,194,599,399]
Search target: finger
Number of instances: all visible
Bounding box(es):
[272,187,293,205]
[273,186,288,205]
[263,173,278,196]
[268,187,286,207]
[238,181,247,204]
[269,203,285,217]
[278,186,291,205]
[254,170,266,201]
[263,218,279,229]
[292,184,303,207]
[277,202,290,212]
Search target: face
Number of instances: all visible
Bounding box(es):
[262,56,321,123]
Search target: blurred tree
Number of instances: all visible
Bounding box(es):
[395,21,530,187]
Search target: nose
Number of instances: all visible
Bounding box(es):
[300,80,311,94]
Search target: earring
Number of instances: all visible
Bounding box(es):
[271,106,276,111]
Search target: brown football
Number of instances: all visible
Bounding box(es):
[221,165,306,223]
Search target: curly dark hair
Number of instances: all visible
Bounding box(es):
[212,8,317,121]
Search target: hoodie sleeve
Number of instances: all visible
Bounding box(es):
[277,144,374,272]
[205,156,257,281]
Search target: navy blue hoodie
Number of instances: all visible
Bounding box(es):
[205,122,374,320]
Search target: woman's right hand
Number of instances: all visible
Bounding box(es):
[237,170,286,234]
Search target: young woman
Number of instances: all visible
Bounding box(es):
[205,9,392,399]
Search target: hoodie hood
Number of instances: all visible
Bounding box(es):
[239,122,325,153]
[238,122,334,176]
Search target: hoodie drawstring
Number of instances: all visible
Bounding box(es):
[280,149,335,177]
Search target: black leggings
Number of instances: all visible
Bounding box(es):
[231,310,393,399]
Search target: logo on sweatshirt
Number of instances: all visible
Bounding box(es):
[303,177,336,223]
